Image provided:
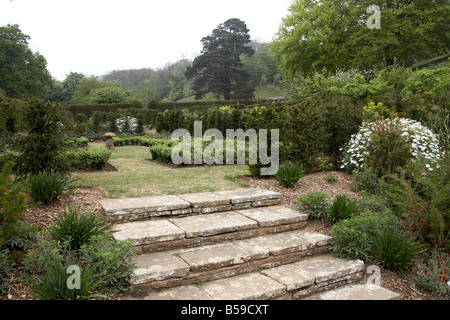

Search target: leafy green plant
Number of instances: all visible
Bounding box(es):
[48,206,111,251]
[275,162,306,187]
[0,161,28,247]
[296,190,330,220]
[330,211,400,261]
[341,117,442,176]
[414,249,449,298]
[426,113,449,153]
[27,258,106,300]
[371,228,421,273]
[20,232,68,281]
[329,194,360,223]
[324,173,337,184]
[0,248,14,293]
[379,156,449,248]
[28,170,76,204]
[149,144,174,163]
[80,233,136,293]
[351,167,380,194]
[14,98,73,177]
[3,220,39,252]
[357,192,389,214]
[74,137,89,148]
[66,147,112,170]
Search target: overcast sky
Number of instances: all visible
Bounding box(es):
[1,0,293,81]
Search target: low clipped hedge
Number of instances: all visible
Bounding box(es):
[149,144,173,163]
[65,147,112,170]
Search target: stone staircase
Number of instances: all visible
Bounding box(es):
[99,188,400,300]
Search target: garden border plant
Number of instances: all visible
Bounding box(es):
[21,206,136,299]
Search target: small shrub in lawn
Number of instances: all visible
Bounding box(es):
[414,249,450,298]
[329,194,360,223]
[48,206,111,251]
[28,170,76,204]
[149,144,173,163]
[275,162,306,188]
[296,190,330,220]
[66,147,111,170]
[371,228,421,273]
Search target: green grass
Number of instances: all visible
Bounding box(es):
[177,85,282,102]
[72,144,251,198]
[253,85,282,99]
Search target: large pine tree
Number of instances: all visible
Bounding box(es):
[186,18,255,100]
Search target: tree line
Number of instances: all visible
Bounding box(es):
[1,1,449,105]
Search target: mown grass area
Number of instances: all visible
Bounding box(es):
[177,85,282,102]
[72,144,251,198]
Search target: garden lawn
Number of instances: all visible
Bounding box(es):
[72,144,250,198]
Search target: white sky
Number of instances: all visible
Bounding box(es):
[1,0,293,81]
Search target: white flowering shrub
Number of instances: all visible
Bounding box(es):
[116,116,138,133]
[341,117,442,174]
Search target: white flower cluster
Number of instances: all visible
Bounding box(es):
[116,116,138,133]
[340,117,443,172]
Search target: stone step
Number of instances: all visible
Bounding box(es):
[302,284,401,300]
[142,254,370,300]
[100,189,281,223]
[130,230,332,291]
[113,206,308,254]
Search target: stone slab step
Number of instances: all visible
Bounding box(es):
[113,206,308,254]
[142,254,368,300]
[303,284,401,300]
[130,230,332,287]
[100,189,281,223]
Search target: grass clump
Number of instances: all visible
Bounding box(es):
[275,162,306,188]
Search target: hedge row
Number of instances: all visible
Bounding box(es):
[67,103,141,117]
[149,99,271,111]
[65,147,112,170]
[67,99,275,117]
[148,138,252,165]
[0,147,111,171]
[113,136,178,148]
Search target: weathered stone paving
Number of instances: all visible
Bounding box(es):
[130,230,332,287]
[105,189,401,300]
[112,206,308,254]
[303,284,401,300]
[100,188,282,223]
[141,254,366,300]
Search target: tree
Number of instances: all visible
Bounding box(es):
[89,86,130,104]
[185,18,255,100]
[271,0,450,78]
[0,24,53,98]
[241,41,282,86]
[62,72,85,103]
[70,77,119,104]
[14,98,73,176]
